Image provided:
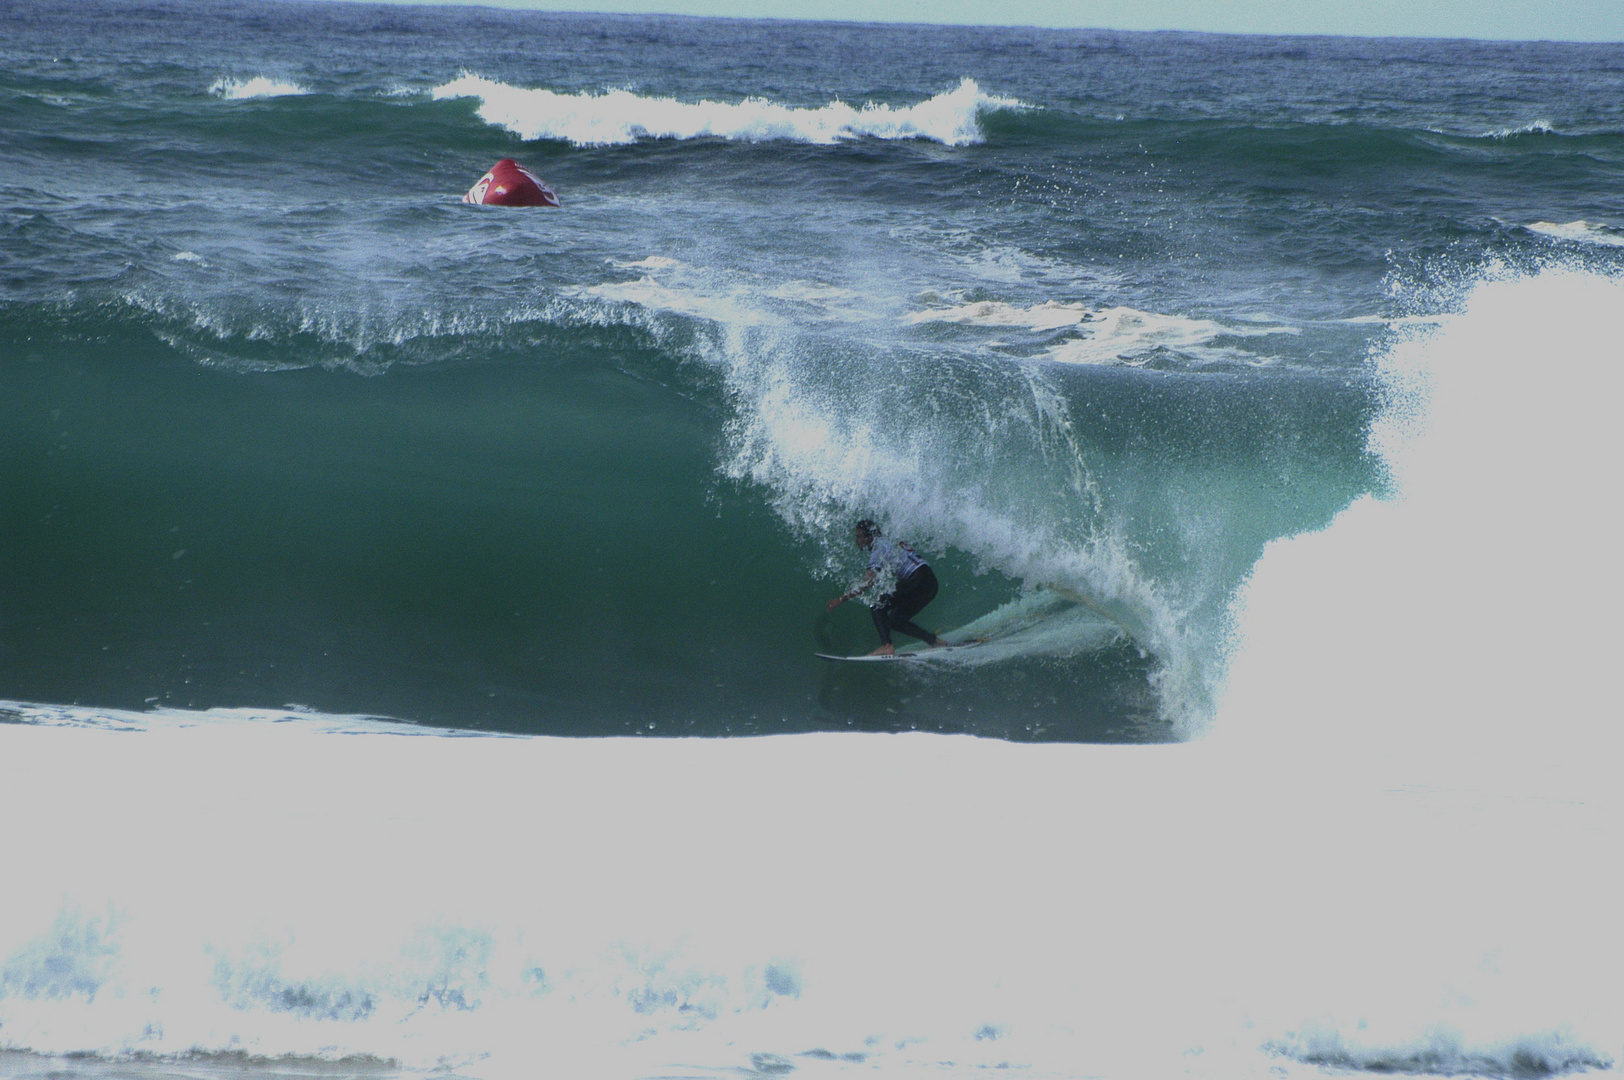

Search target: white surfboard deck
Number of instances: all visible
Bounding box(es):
[815,641,982,662]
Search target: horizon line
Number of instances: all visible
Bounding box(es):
[307,0,1624,46]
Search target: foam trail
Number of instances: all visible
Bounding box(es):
[907,301,1297,365]
[574,276,769,324]
[431,75,1022,146]
[905,299,1096,330]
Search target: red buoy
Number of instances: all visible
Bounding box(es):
[462,159,560,207]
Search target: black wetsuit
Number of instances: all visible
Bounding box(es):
[872,564,940,646]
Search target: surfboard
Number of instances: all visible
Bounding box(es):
[815,641,982,662]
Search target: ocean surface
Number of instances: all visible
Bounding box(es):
[3,2,1623,1078]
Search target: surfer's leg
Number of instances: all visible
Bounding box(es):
[889,618,941,645]
[888,568,944,645]
[870,600,894,646]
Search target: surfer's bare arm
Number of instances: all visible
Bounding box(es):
[827,569,876,611]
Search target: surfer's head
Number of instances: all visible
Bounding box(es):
[854,519,877,547]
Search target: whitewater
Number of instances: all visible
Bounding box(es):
[4,2,1624,1078]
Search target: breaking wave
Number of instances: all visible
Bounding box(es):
[1212,265,1624,1076]
[431,75,1025,146]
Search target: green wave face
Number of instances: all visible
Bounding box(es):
[0,290,1374,741]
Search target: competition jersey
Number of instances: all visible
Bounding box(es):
[867,536,927,581]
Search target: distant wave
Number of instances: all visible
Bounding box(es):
[209,75,307,99]
[1486,119,1556,138]
[1428,120,1560,141]
[1526,219,1624,248]
[431,75,1024,146]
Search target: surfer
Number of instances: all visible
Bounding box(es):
[826,520,948,656]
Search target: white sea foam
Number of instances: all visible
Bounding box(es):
[0,699,468,738]
[0,712,1332,1080]
[208,76,308,100]
[905,298,1094,330]
[608,255,683,270]
[908,300,1297,365]
[1526,219,1624,248]
[896,227,1112,289]
[431,75,1023,147]
[765,280,860,305]
[1047,307,1294,365]
[573,276,771,325]
[573,263,872,328]
[1336,313,1449,326]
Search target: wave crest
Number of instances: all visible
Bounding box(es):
[1486,119,1556,138]
[431,75,1023,146]
[209,76,308,100]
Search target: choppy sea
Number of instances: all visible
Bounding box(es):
[3,2,1622,1077]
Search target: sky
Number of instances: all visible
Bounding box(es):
[352,0,1624,43]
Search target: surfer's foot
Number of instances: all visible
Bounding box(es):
[929,635,949,647]
[868,643,895,656]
